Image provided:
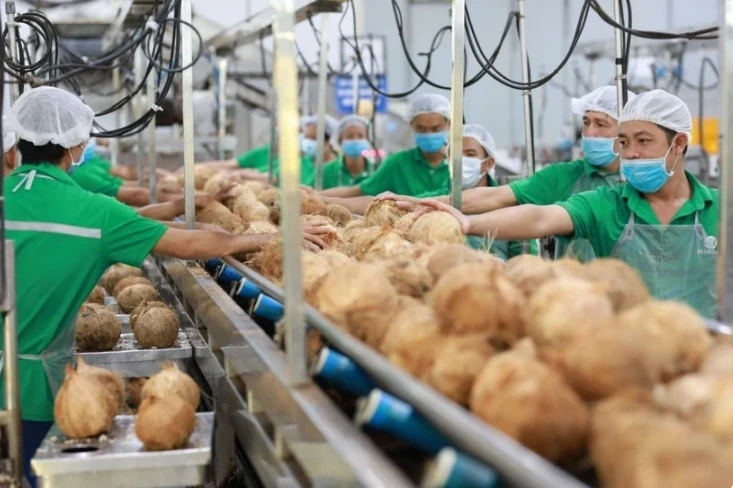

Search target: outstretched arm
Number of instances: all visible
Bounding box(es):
[323,195,373,215]
[320,185,363,198]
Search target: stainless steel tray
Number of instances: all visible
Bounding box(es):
[32,412,213,488]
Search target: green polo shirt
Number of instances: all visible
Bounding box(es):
[236,145,274,173]
[509,158,621,205]
[359,147,449,197]
[273,156,316,186]
[87,154,113,172]
[71,159,125,197]
[557,171,718,258]
[321,156,374,190]
[2,163,167,421]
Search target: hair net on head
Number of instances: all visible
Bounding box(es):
[463,124,496,159]
[8,86,94,148]
[408,93,451,121]
[335,115,369,142]
[619,89,692,138]
[300,114,338,139]
[571,86,637,121]
[2,117,15,152]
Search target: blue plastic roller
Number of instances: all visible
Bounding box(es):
[251,294,284,321]
[230,278,261,299]
[423,448,502,488]
[311,348,375,397]
[216,264,243,286]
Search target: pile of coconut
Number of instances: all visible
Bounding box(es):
[240,201,731,483]
[55,360,199,451]
[78,264,181,351]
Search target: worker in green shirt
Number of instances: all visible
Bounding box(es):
[322,93,451,199]
[1,87,330,488]
[321,115,374,189]
[413,90,717,318]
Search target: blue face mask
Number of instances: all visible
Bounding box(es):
[66,147,82,175]
[414,131,447,154]
[82,139,97,163]
[621,140,678,194]
[300,134,318,158]
[342,139,369,159]
[582,136,617,167]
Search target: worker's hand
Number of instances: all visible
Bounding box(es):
[413,200,471,235]
[374,191,401,202]
[301,224,333,252]
[376,192,419,210]
[230,168,263,181]
[156,180,181,193]
[199,223,228,233]
[213,183,237,202]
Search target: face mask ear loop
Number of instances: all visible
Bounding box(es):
[665,135,679,176]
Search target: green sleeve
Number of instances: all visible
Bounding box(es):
[505,239,539,259]
[273,157,315,187]
[72,166,124,197]
[88,155,112,171]
[359,155,400,196]
[100,197,168,267]
[415,186,450,198]
[236,146,270,170]
[556,190,604,241]
[321,161,340,190]
[508,164,571,205]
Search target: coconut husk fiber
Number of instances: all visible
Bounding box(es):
[76,357,125,411]
[247,240,283,283]
[503,255,567,298]
[117,284,159,314]
[176,165,217,190]
[380,303,443,377]
[142,363,200,410]
[363,200,408,228]
[102,264,143,294]
[76,303,122,352]
[113,276,153,298]
[196,201,247,234]
[86,285,106,305]
[426,244,495,281]
[54,365,119,438]
[326,204,353,225]
[380,255,434,298]
[135,395,196,451]
[232,191,271,223]
[134,306,180,349]
[130,301,170,330]
[341,219,365,243]
[573,258,651,313]
[408,211,464,245]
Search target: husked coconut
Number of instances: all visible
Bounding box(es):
[576,258,651,312]
[503,255,567,297]
[142,363,200,410]
[117,284,159,313]
[176,165,217,190]
[381,255,434,298]
[241,180,266,195]
[430,264,526,343]
[195,201,247,234]
[653,374,716,423]
[77,357,125,410]
[316,262,399,348]
[326,204,352,225]
[341,219,365,243]
[318,250,353,268]
[55,365,118,438]
[301,214,334,227]
[135,395,196,450]
[248,240,283,283]
[470,351,589,462]
[380,303,443,376]
[302,252,331,305]
[363,200,408,228]
[113,276,153,298]
[526,278,614,348]
[425,334,496,405]
[232,193,271,223]
[407,211,464,245]
[102,264,143,294]
[352,226,413,262]
[701,342,733,375]
[393,212,419,236]
[86,285,105,305]
[126,377,147,409]
[130,301,169,330]
[134,306,180,349]
[75,303,122,352]
[701,376,733,446]
[202,171,229,194]
[426,244,494,281]
[244,221,279,235]
[301,190,328,215]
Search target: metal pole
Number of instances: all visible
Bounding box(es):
[112,68,121,166]
[517,0,534,176]
[218,57,229,161]
[2,242,22,487]
[147,65,158,204]
[6,2,19,104]
[134,48,145,187]
[612,0,626,116]
[351,61,360,115]
[718,0,733,321]
[273,0,307,385]
[449,0,465,210]
[314,15,330,191]
[267,94,277,185]
[181,0,196,230]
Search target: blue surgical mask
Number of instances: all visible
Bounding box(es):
[300,134,318,158]
[582,136,617,167]
[414,131,447,154]
[66,147,82,175]
[342,139,369,159]
[621,140,678,194]
[82,138,97,163]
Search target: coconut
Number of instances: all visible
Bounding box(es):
[318,250,353,268]
[380,303,443,377]
[316,262,399,349]
[130,301,169,330]
[469,351,589,462]
[425,334,496,405]
[301,190,328,215]
[326,204,353,225]
[301,214,335,227]
[381,255,434,298]
[701,343,733,376]
[102,264,143,294]
[244,221,279,235]
[248,240,283,283]
[426,244,494,281]
[196,201,247,234]
[242,180,267,196]
[117,284,159,314]
[407,211,464,245]
[176,165,217,190]
[257,188,281,223]
[302,252,331,305]
[134,306,180,349]
[113,276,153,298]
[126,377,148,409]
[363,200,408,228]
[575,258,651,312]
[232,193,271,223]
[393,212,419,236]
[341,219,365,243]
[352,225,411,261]
[503,255,566,297]
[135,395,196,451]
[55,365,118,438]
[75,303,122,352]
[653,374,716,423]
[76,357,125,410]
[142,363,200,410]
[201,171,229,194]
[526,278,614,348]
[86,285,106,305]
[429,264,526,343]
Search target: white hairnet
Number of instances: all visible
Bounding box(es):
[619,89,692,138]
[571,86,637,121]
[335,115,369,142]
[408,93,451,121]
[8,86,94,148]
[300,114,338,139]
[2,117,15,152]
[463,124,496,159]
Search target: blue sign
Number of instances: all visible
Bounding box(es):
[334,75,388,114]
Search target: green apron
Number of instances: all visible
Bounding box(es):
[609,211,717,318]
